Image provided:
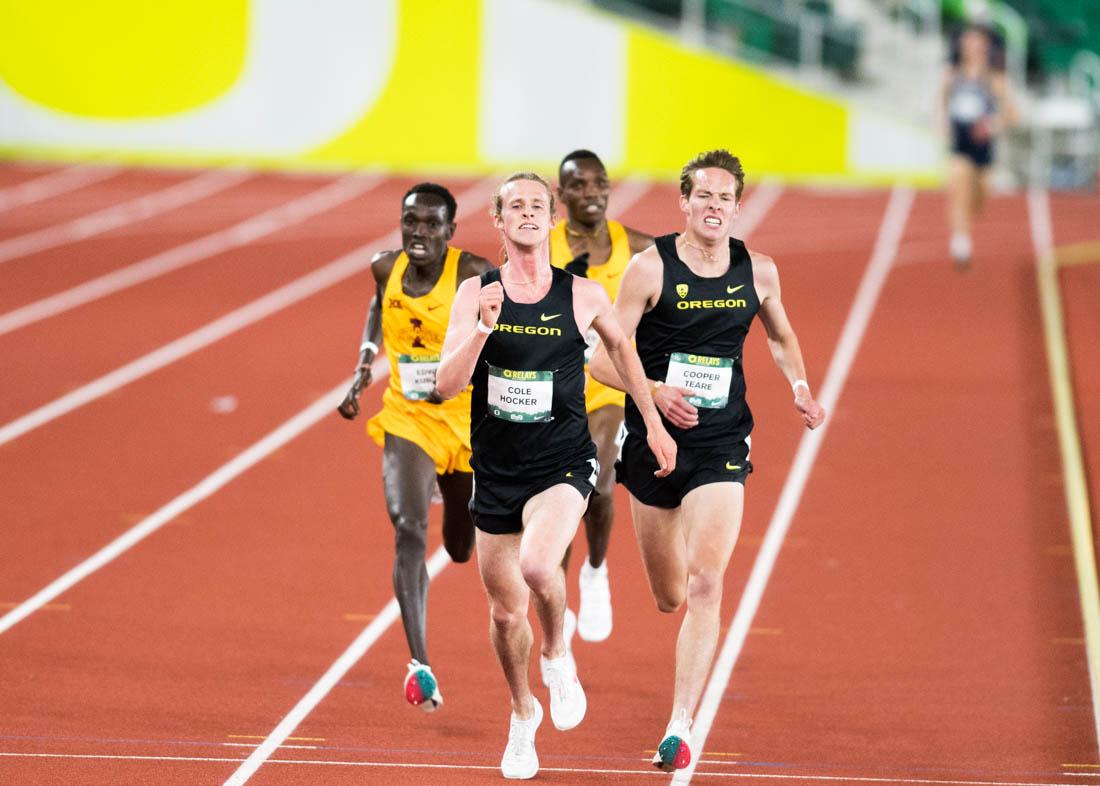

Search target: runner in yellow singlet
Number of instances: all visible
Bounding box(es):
[338,183,491,712]
[549,150,652,645]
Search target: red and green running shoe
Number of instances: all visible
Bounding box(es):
[652,710,692,771]
[404,660,443,712]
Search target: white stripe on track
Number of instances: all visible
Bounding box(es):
[0,165,120,213]
[0,366,386,636]
[0,752,1085,785]
[676,186,915,785]
[0,168,250,266]
[737,179,784,240]
[0,173,384,337]
[222,547,452,786]
[0,178,497,447]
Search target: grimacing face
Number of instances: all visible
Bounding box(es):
[400,192,454,265]
[680,167,741,243]
[558,157,610,226]
[495,179,553,249]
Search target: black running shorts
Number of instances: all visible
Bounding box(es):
[471,457,599,535]
[616,434,752,510]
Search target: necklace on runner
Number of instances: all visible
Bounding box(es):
[681,238,724,263]
[502,262,548,286]
[565,222,604,239]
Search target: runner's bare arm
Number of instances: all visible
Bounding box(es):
[338,250,398,419]
[435,276,500,400]
[752,252,826,430]
[580,278,675,476]
[624,225,654,255]
[456,250,494,283]
[590,248,700,429]
[991,72,1019,129]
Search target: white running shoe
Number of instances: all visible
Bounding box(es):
[577,560,612,642]
[542,653,587,731]
[539,608,576,687]
[652,709,693,771]
[501,697,543,779]
[949,232,972,269]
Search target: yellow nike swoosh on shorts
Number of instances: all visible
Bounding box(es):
[565,471,573,477]
[725,462,741,470]
[541,313,562,321]
[726,284,745,294]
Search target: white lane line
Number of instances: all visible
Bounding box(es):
[738,179,784,240]
[0,173,384,337]
[0,365,386,636]
[222,547,452,785]
[0,168,250,266]
[608,178,653,218]
[677,186,915,785]
[0,178,497,447]
[0,752,1084,785]
[1026,187,1100,752]
[0,165,120,213]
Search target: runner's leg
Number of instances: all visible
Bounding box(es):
[671,481,744,718]
[437,470,475,563]
[381,433,437,664]
[629,494,687,613]
[477,530,537,717]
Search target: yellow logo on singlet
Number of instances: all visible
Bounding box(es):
[676,283,689,298]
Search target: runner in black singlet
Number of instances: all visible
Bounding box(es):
[590,150,825,772]
[435,172,674,780]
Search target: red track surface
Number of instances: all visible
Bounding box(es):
[0,164,1096,785]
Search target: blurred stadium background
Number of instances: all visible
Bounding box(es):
[1,0,1097,189]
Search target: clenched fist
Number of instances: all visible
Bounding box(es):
[479,281,504,330]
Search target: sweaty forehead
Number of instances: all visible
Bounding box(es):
[402,192,448,217]
[690,167,737,193]
[560,157,606,185]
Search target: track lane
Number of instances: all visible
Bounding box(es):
[0,172,355,314]
[0,176,425,426]
[690,191,1096,782]
[0,168,240,248]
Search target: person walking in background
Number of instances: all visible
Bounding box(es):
[942,23,1018,269]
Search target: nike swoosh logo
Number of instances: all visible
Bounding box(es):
[427,304,443,311]
[725,462,741,470]
[540,313,562,322]
[727,284,745,294]
[565,471,573,477]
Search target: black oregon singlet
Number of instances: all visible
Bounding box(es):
[471,267,595,479]
[626,234,760,447]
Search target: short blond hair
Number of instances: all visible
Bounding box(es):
[491,172,556,219]
[680,149,745,200]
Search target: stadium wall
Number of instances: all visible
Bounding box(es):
[0,0,940,183]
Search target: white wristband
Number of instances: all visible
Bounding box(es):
[476,320,494,335]
[359,340,379,355]
[792,379,810,395]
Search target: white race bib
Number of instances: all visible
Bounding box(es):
[664,352,733,409]
[397,354,440,400]
[487,365,553,423]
